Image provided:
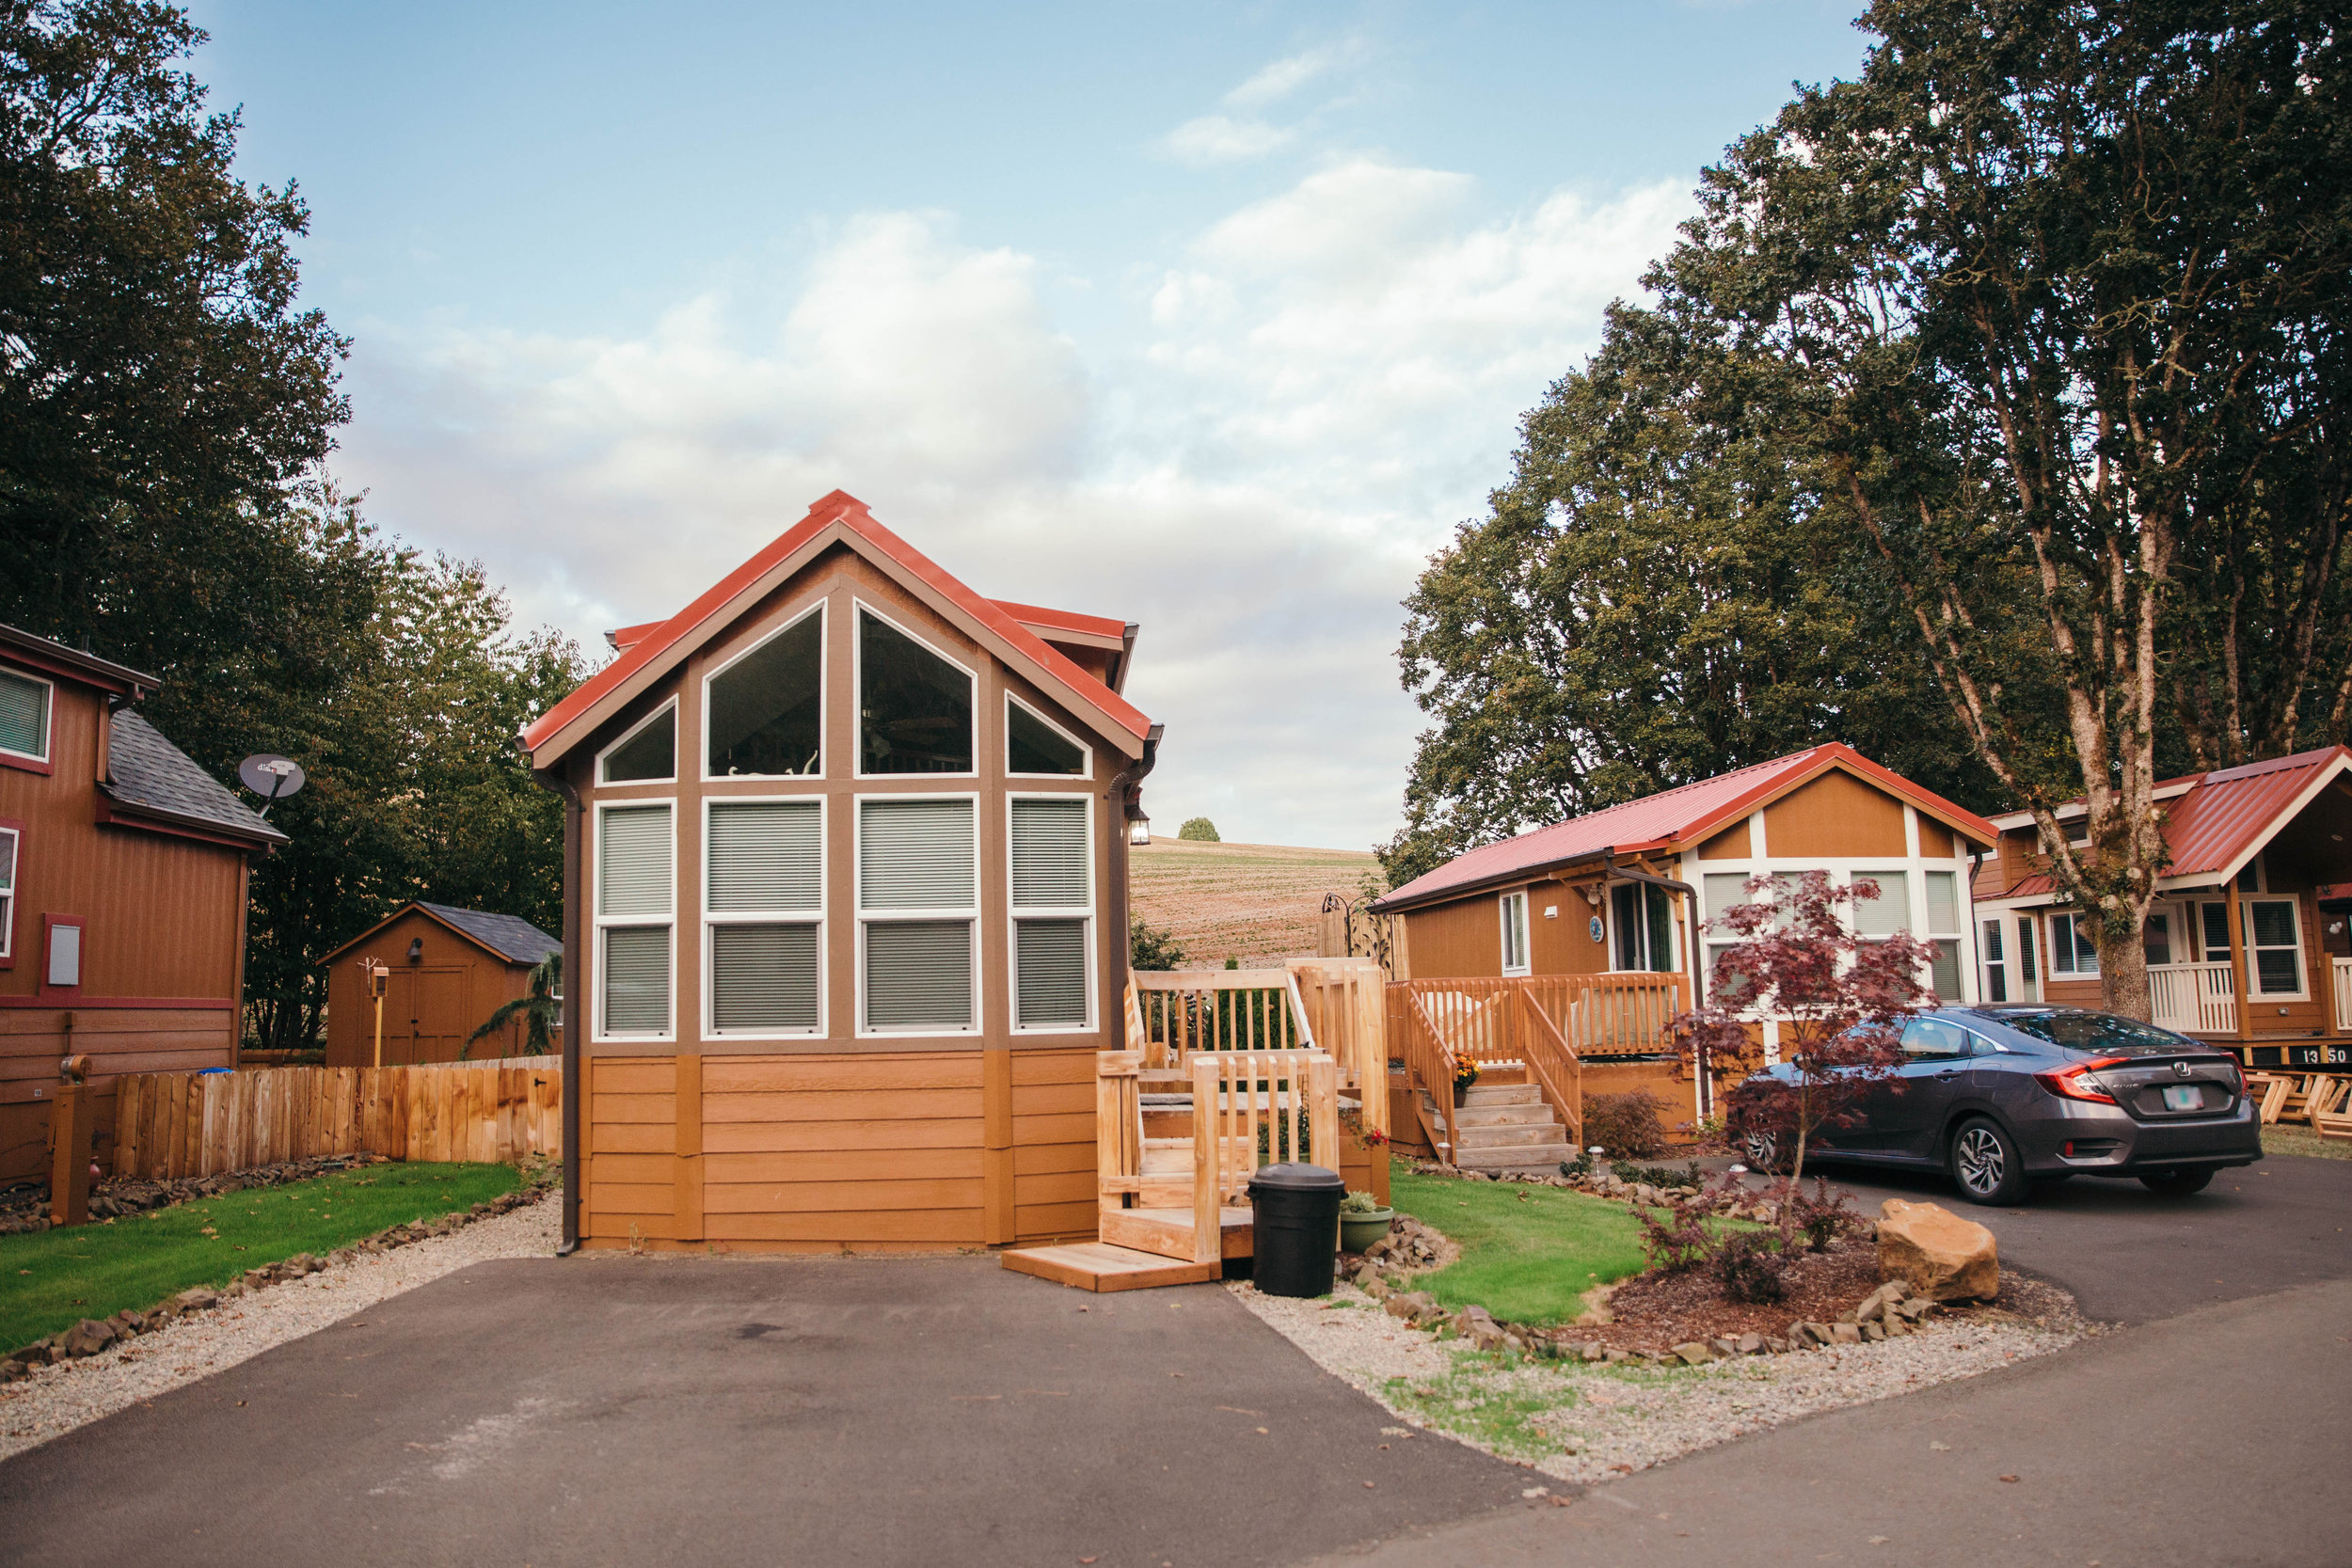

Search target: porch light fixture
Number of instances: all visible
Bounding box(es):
[1128,814,1152,847]
[407,937,424,964]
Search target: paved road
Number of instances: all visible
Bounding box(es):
[3,1154,2345,1567]
[0,1256,1527,1568]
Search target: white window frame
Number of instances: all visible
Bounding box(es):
[1006,791,1096,1033]
[701,793,826,1039]
[0,668,55,766]
[852,598,978,782]
[0,822,18,959]
[2047,911,2099,977]
[1980,917,2009,1003]
[1921,868,1964,1001]
[595,697,679,787]
[701,600,826,782]
[1499,890,1531,976]
[854,790,982,1037]
[2243,895,2309,1000]
[1607,882,1677,974]
[1004,691,1092,781]
[593,800,676,1042]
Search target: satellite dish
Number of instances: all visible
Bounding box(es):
[237,754,306,816]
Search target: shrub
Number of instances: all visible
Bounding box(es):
[1787,1176,1859,1252]
[1130,915,1185,971]
[1177,816,1221,842]
[1582,1088,1666,1159]
[1632,1196,1716,1274]
[1715,1230,1790,1303]
[1340,1189,1383,1215]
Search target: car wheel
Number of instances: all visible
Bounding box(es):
[1742,1129,1790,1174]
[2138,1168,2215,1197]
[1949,1117,2026,1206]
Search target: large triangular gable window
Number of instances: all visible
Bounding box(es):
[707,606,823,779]
[858,607,973,776]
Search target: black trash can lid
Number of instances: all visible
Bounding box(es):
[1247,1162,1344,1192]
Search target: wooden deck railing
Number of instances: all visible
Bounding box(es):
[2149,960,2239,1036]
[1131,969,1308,1060]
[1284,957,1391,1134]
[2335,958,2352,1033]
[1515,988,1584,1148]
[1398,974,1687,1059]
[1398,989,1458,1163]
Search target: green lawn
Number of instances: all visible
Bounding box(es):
[0,1163,522,1352]
[2262,1123,2352,1161]
[1387,1168,1653,1325]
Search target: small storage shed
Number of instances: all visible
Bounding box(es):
[318,902,562,1067]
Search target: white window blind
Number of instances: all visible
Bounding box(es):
[598,803,673,1037]
[1851,872,1909,937]
[598,805,673,916]
[602,926,670,1034]
[711,924,819,1032]
[0,672,47,760]
[866,921,975,1029]
[860,799,976,909]
[0,827,15,958]
[1015,918,1088,1027]
[1010,799,1088,909]
[708,801,821,911]
[1500,891,1529,974]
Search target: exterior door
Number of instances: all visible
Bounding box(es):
[386,969,467,1063]
[2014,914,2041,1003]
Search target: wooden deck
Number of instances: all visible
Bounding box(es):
[997,1242,1220,1292]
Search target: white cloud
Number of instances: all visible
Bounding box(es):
[338,168,1692,850]
[1163,114,1295,166]
[1226,40,1366,108]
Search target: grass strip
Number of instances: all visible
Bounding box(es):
[1388,1168,1652,1324]
[2261,1124,2352,1162]
[0,1162,521,1350]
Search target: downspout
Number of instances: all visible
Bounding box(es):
[532,754,585,1257]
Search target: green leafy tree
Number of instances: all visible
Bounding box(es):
[1129,916,1185,972]
[466,954,562,1059]
[1176,817,1220,843]
[1652,0,2352,1017]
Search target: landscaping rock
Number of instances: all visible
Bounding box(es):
[1877,1198,1999,1301]
[171,1288,218,1313]
[1386,1291,1438,1323]
[1672,1340,1715,1365]
[62,1319,117,1358]
[1830,1323,1864,1344]
[1861,1321,1886,1341]
[1736,1332,1766,1355]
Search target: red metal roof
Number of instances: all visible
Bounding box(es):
[605,620,663,653]
[1375,744,1999,912]
[2158,746,2351,882]
[990,599,1128,641]
[521,491,1152,763]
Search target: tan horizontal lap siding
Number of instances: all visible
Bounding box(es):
[1010,1047,1096,1243]
[583,1055,676,1242]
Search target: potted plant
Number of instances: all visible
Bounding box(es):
[1453,1056,1480,1094]
[1339,1188,1394,1254]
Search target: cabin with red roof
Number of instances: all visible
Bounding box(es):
[521,492,1162,1253]
[1368,747,1997,1163]
[1972,746,2352,1070]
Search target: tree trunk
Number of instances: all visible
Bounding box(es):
[2100,926,2153,1023]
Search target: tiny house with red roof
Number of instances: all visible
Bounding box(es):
[522,492,1160,1252]
[1972,746,2352,1069]
[1369,746,1998,1161]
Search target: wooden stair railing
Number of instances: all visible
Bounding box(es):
[1516,987,1584,1148]
[1401,990,1458,1165]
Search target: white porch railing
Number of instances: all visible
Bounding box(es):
[2149,960,2239,1036]
[2335,958,2352,1033]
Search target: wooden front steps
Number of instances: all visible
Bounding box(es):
[998,1242,1220,1292]
[1428,1082,1573,1171]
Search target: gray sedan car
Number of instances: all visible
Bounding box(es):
[1730,1006,2264,1205]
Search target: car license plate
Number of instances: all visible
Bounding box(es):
[2163,1085,2202,1112]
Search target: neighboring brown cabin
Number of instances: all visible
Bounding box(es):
[317,902,562,1067]
[0,625,286,1183]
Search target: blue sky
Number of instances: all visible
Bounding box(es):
[188,1,1874,851]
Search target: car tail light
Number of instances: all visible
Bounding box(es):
[2035,1056,2128,1105]
[2217,1057,2244,1095]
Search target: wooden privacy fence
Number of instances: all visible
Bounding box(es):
[111,1056,562,1180]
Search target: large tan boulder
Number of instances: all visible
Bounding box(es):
[1877,1198,1999,1302]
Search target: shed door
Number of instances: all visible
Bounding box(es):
[388,968,469,1063]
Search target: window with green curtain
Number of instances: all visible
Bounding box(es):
[0,671,48,760]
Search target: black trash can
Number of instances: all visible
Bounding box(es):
[1248,1163,1345,1298]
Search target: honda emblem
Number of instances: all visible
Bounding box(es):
[2173,1060,2191,1078]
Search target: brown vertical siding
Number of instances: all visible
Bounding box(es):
[1762,771,1907,859]
[1402,895,1506,978]
[321,909,542,1068]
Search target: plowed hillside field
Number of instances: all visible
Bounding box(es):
[1129,839,1379,967]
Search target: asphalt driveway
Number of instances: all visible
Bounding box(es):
[0,1254,1527,1568]
[3,1152,2347,1568]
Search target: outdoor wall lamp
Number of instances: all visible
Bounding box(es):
[407,937,424,964]
[1128,814,1152,847]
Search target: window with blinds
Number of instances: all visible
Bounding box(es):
[860,797,977,1032]
[1010,796,1090,1029]
[0,825,16,959]
[0,670,50,762]
[597,802,673,1037]
[707,800,823,1035]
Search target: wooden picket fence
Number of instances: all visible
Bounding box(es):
[111,1057,562,1180]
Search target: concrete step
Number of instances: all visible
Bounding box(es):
[1454,1122,1570,1151]
[1453,1103,1555,1128]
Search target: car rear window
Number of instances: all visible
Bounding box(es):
[1997,1010,2201,1054]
